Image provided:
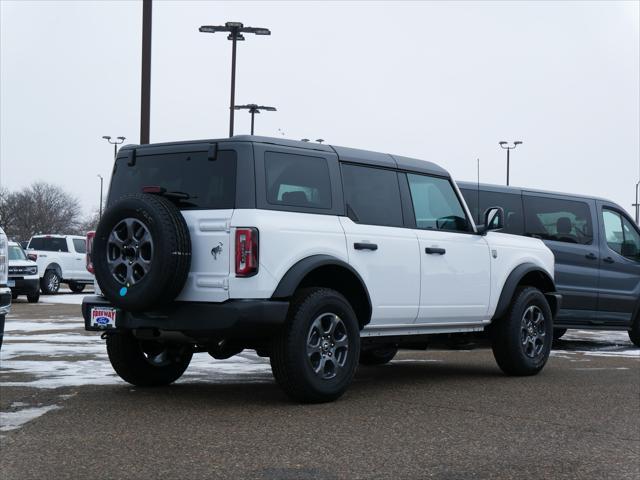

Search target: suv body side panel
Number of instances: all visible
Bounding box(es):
[340,217,421,325]
[175,209,234,303]
[484,231,556,319]
[414,230,491,324]
[228,209,348,300]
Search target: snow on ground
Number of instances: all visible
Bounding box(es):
[0,313,638,432]
[38,293,88,305]
[0,405,62,432]
[0,317,272,390]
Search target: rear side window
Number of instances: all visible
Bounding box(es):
[30,237,68,252]
[73,239,87,253]
[460,188,524,235]
[264,152,332,209]
[523,195,593,244]
[341,164,403,227]
[408,174,469,232]
[108,150,237,209]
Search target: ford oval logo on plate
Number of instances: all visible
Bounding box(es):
[90,307,116,329]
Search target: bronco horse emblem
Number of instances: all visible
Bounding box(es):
[211,242,223,260]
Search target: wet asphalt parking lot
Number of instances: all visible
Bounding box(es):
[0,294,638,480]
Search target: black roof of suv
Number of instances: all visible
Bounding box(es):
[117,135,450,179]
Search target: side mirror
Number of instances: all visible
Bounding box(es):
[27,253,37,262]
[478,207,504,235]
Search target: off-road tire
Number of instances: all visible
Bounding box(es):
[553,328,567,340]
[93,193,191,311]
[629,315,640,347]
[27,292,40,303]
[40,270,61,295]
[270,288,360,403]
[68,282,85,293]
[491,286,553,376]
[106,332,192,387]
[359,346,398,365]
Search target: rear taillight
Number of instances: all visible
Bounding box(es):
[86,231,95,274]
[235,228,258,277]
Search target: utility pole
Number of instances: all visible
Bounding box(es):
[140,0,152,144]
[199,22,271,137]
[97,175,104,219]
[498,141,523,186]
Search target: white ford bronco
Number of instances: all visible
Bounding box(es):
[83,136,560,403]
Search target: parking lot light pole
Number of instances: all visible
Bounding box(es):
[199,22,271,137]
[102,136,126,160]
[234,104,276,135]
[97,175,104,219]
[499,141,523,186]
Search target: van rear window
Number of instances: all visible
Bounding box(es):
[108,150,237,210]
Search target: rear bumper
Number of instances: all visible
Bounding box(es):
[8,277,39,295]
[81,296,289,339]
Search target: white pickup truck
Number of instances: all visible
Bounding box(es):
[26,235,94,294]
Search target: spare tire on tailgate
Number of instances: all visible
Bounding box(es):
[93,193,191,311]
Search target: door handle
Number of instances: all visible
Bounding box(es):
[585,253,597,260]
[425,247,446,255]
[354,242,377,251]
[603,257,614,264]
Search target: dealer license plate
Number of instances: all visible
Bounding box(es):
[90,307,117,329]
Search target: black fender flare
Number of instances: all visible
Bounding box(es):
[492,263,559,320]
[271,254,372,322]
[44,263,63,278]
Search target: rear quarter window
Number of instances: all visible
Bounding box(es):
[108,150,237,210]
[264,151,332,209]
[73,239,87,253]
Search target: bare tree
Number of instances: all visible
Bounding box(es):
[0,187,18,234]
[75,210,101,236]
[0,182,82,241]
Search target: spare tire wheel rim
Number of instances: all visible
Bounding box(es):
[107,218,154,285]
[521,305,546,359]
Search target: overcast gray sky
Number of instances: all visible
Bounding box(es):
[1,0,638,217]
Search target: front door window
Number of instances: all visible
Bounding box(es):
[603,209,640,261]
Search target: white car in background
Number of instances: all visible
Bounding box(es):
[7,241,40,303]
[26,234,94,294]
